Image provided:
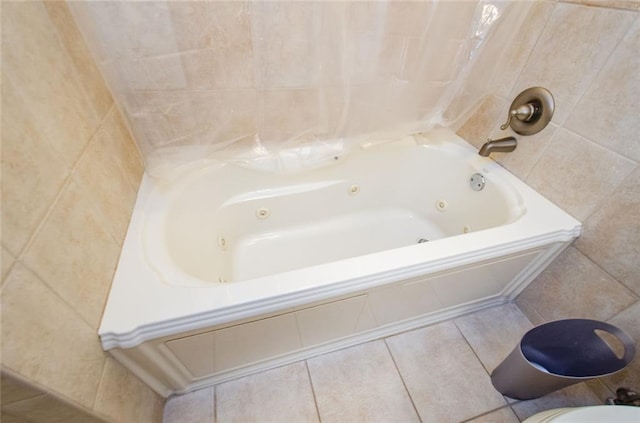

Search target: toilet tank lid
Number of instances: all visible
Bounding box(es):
[552,405,639,422]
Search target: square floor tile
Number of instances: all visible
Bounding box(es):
[307,341,419,423]
[455,304,533,373]
[163,387,214,423]
[216,362,318,422]
[510,383,601,421]
[387,321,506,422]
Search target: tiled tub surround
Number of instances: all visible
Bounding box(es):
[100,129,580,397]
[68,0,540,175]
[458,0,640,401]
[1,1,164,421]
[1,0,635,421]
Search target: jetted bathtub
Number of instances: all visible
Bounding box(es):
[100,128,581,396]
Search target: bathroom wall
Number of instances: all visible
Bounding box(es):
[458,0,640,395]
[1,2,164,421]
[69,0,536,175]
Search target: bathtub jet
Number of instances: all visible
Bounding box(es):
[99,128,581,397]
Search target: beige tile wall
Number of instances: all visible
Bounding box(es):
[458,1,639,396]
[1,1,163,421]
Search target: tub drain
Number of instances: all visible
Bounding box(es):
[470,173,486,191]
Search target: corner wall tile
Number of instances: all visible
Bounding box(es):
[103,107,145,192]
[565,18,640,162]
[575,166,640,296]
[22,176,121,329]
[1,1,101,144]
[456,95,509,149]
[308,341,419,422]
[94,358,164,423]
[387,321,506,422]
[163,387,214,423]
[510,3,635,124]
[491,123,558,181]
[43,1,113,119]
[491,1,556,98]
[1,1,108,255]
[1,373,42,404]
[1,76,73,256]
[516,247,637,322]
[1,264,105,409]
[525,128,636,221]
[216,362,317,422]
[74,114,139,245]
[1,394,106,423]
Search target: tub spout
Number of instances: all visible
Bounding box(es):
[479,137,517,157]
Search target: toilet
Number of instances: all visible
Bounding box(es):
[523,405,640,422]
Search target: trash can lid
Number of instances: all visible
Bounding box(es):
[521,319,635,377]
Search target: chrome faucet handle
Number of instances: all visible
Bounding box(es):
[500,104,536,130]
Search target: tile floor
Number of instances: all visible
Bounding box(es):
[163,304,607,423]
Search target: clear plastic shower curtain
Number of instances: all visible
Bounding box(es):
[69,1,534,177]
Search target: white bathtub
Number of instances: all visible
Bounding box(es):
[100,128,581,397]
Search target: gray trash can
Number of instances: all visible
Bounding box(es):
[491,319,636,400]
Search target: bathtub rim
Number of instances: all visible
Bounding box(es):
[100,227,580,351]
[100,129,581,351]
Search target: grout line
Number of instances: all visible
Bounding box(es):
[520,122,560,182]
[1,366,109,422]
[458,404,516,423]
[1,244,18,286]
[452,315,493,377]
[304,360,323,423]
[212,384,217,423]
[92,357,109,412]
[510,403,525,423]
[452,313,526,418]
[550,3,636,128]
[7,103,117,329]
[43,0,111,125]
[506,0,557,100]
[382,339,423,423]
[570,244,640,303]
[10,257,105,333]
[561,127,638,165]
